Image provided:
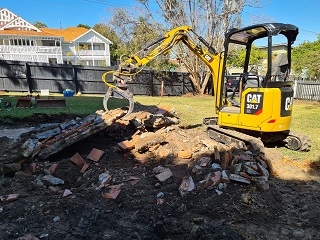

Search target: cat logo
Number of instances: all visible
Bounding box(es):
[247,93,262,104]
[285,97,293,111]
[244,92,264,115]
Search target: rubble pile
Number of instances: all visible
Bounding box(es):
[2,105,271,194]
[20,108,126,159]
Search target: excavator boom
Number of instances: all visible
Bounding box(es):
[102,26,224,117]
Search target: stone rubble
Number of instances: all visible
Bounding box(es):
[1,105,271,201]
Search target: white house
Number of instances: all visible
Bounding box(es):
[0,8,112,66]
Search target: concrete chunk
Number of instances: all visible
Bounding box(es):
[155,168,173,182]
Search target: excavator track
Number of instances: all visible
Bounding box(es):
[206,125,265,155]
[284,131,311,151]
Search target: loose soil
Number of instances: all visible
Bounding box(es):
[0,111,319,240]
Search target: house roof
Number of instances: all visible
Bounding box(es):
[40,27,88,42]
[0,29,60,38]
[0,8,111,43]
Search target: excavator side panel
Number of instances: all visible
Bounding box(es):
[219,86,293,132]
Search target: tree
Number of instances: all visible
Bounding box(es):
[105,8,175,70]
[292,36,320,80]
[135,0,262,94]
[227,44,267,68]
[77,24,91,29]
[93,23,126,64]
[34,21,47,28]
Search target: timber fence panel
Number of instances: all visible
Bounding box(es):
[0,60,29,92]
[0,60,195,96]
[76,66,113,94]
[294,81,320,101]
[29,63,75,94]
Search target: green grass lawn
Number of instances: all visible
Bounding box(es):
[0,93,319,162]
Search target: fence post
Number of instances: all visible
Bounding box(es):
[161,80,165,97]
[73,65,78,94]
[25,62,33,93]
[150,71,154,96]
[181,73,185,95]
[293,80,297,98]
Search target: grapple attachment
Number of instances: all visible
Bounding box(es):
[103,86,134,118]
[102,62,136,117]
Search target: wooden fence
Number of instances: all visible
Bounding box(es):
[0,60,194,96]
[293,80,320,101]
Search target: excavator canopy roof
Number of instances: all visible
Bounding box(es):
[226,23,299,45]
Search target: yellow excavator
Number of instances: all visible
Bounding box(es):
[102,23,311,154]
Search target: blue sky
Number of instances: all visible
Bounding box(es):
[1,0,319,45]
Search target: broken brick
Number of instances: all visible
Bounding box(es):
[135,133,166,153]
[30,163,37,173]
[49,163,58,174]
[117,140,135,151]
[229,173,251,184]
[257,163,270,178]
[131,134,140,145]
[221,151,232,170]
[87,148,104,162]
[177,150,192,159]
[70,152,86,167]
[80,163,90,174]
[179,176,195,196]
[102,185,121,200]
[0,193,19,202]
[24,162,36,175]
[157,147,172,158]
[244,165,260,176]
[199,156,211,167]
[214,146,221,162]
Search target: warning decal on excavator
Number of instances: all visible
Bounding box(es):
[244,92,264,115]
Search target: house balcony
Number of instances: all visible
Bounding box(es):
[63,50,106,56]
[0,45,62,54]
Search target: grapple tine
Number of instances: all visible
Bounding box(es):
[103,87,134,118]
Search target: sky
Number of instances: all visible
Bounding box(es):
[1,0,320,46]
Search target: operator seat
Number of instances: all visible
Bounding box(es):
[271,53,289,81]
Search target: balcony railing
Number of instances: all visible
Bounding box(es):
[0,45,62,54]
[63,50,106,56]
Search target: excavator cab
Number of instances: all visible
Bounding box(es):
[208,23,310,152]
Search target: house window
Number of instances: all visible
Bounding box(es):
[93,45,100,50]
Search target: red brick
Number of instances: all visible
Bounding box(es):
[70,152,86,166]
[102,185,121,200]
[117,140,135,150]
[87,148,104,162]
